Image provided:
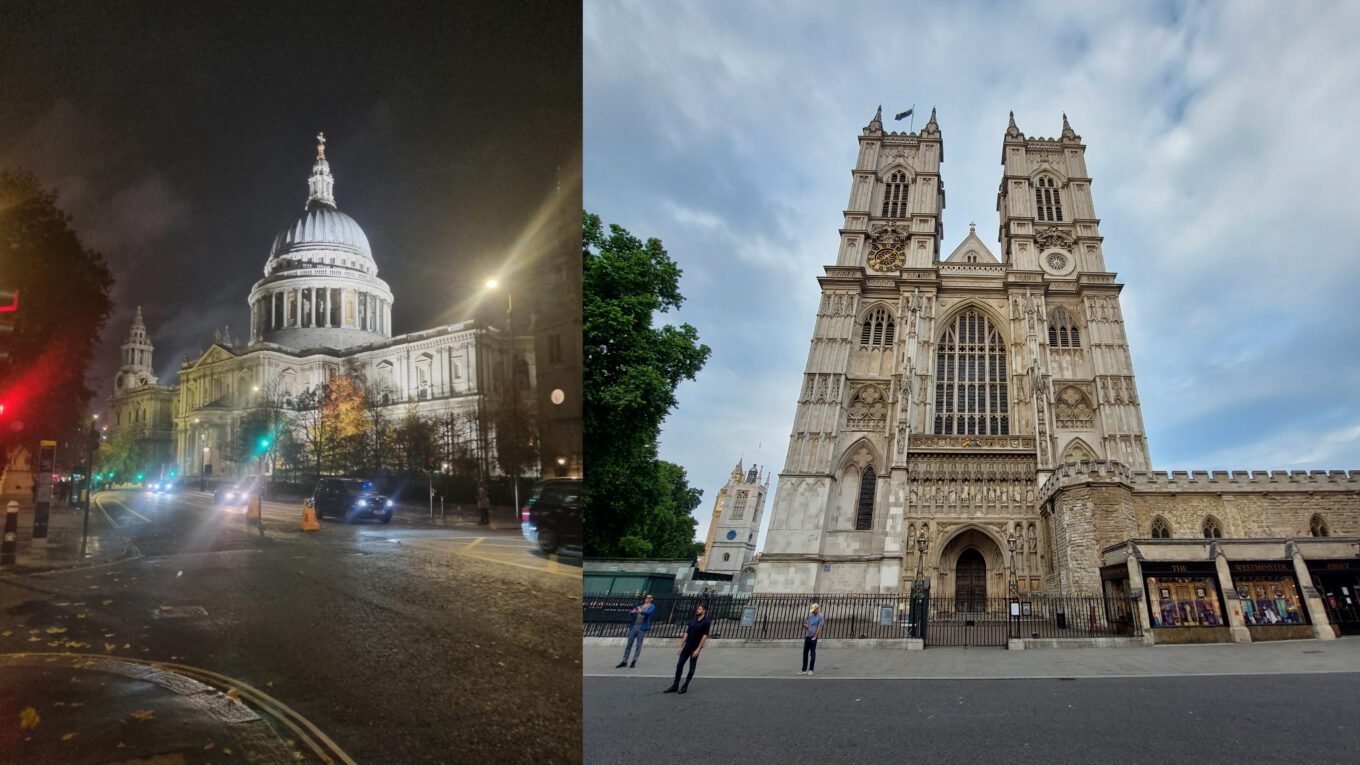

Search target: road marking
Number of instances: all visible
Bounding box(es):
[100,497,153,524]
[548,554,559,574]
[400,536,580,578]
[462,537,487,552]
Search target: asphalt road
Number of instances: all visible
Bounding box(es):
[0,489,582,764]
[585,672,1360,764]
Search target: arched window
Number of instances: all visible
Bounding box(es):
[881,171,909,218]
[1151,516,1171,539]
[859,307,895,347]
[856,466,876,531]
[933,309,1009,436]
[1310,514,1331,537]
[1202,516,1223,539]
[722,553,731,562]
[1047,307,1081,348]
[1034,177,1063,222]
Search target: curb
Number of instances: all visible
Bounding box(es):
[3,652,355,764]
[0,494,142,578]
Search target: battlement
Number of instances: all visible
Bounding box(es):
[1038,461,1360,506]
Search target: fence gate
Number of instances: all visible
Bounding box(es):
[923,597,1010,647]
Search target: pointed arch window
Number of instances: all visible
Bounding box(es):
[1047,307,1081,348]
[856,467,876,531]
[881,171,909,218]
[933,309,1009,436]
[1035,177,1063,222]
[1151,516,1172,539]
[1310,514,1330,537]
[1202,516,1223,539]
[859,307,895,347]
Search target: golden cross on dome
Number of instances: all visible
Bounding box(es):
[316,132,326,159]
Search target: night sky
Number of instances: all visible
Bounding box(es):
[0,0,581,402]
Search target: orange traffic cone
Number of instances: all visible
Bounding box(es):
[300,499,320,532]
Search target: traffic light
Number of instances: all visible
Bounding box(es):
[167,469,175,477]
[260,437,270,449]
[0,288,15,362]
[136,473,144,481]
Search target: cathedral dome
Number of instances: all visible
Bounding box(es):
[248,133,394,351]
[269,202,372,263]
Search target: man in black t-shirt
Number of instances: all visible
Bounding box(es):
[664,602,710,694]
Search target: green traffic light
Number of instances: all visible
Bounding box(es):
[260,438,270,448]
[168,469,176,477]
[136,473,144,481]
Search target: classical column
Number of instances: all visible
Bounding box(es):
[1123,550,1154,644]
[1289,542,1337,641]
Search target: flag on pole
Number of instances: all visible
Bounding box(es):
[894,107,914,121]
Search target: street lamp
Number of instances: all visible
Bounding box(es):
[914,528,928,584]
[483,277,521,517]
[1007,530,1019,640]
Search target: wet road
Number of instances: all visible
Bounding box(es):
[0,489,582,764]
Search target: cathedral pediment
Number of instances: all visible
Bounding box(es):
[944,226,999,264]
[185,344,238,370]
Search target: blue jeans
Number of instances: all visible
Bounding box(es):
[622,625,646,663]
[802,636,817,671]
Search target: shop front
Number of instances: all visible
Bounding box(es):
[1306,558,1360,636]
[1140,561,1230,643]
[1227,561,1312,641]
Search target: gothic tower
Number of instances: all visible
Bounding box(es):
[700,458,769,575]
[114,306,158,394]
[754,110,1150,596]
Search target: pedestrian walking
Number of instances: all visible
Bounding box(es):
[798,603,823,676]
[476,480,490,525]
[664,602,709,695]
[617,594,655,668]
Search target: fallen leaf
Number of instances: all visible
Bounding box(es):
[123,643,131,649]
[159,605,172,611]
[105,643,116,653]
[129,709,154,722]
[1,630,11,637]
[226,689,242,700]
[117,742,125,748]
[53,702,65,708]
[69,702,83,708]
[19,707,40,729]
[101,600,113,606]
[62,732,78,741]
[224,748,233,756]
[26,637,40,643]
[44,627,67,634]
[204,742,215,750]
[75,614,87,619]
[293,751,305,761]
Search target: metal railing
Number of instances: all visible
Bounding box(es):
[584,593,1141,643]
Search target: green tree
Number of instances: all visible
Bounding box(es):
[0,172,115,469]
[584,212,711,557]
[98,424,150,483]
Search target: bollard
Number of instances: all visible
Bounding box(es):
[1,500,18,565]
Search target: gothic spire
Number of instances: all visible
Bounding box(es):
[1005,110,1023,139]
[1061,112,1079,141]
[306,131,336,209]
[867,105,884,133]
[920,106,940,137]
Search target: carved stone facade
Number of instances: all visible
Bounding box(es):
[755,110,1357,629]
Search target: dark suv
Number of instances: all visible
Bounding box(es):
[521,478,581,554]
[312,478,394,523]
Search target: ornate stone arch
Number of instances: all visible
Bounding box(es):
[836,437,882,476]
[1202,515,1225,539]
[857,302,897,347]
[1150,515,1172,539]
[1309,514,1330,537]
[932,302,1011,436]
[1059,437,1097,464]
[1055,388,1095,430]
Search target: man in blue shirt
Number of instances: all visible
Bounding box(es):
[664,602,710,694]
[798,603,824,676]
[617,594,654,668]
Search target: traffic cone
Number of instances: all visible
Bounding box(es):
[300,499,320,532]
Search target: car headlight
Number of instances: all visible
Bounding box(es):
[358,499,368,507]
[385,499,394,507]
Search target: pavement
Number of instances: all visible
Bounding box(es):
[1,489,582,764]
[1,497,134,575]
[585,638,1360,765]
[584,634,1360,679]
[0,653,308,764]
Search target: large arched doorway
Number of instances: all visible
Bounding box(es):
[955,548,987,612]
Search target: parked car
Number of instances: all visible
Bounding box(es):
[311,478,394,523]
[521,478,581,554]
[214,475,264,510]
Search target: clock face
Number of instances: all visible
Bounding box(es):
[866,244,905,272]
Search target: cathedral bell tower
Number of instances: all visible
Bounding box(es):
[700,458,769,576]
[114,306,158,393]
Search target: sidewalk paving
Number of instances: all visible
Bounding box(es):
[1,496,132,576]
[0,653,305,764]
[584,635,1360,680]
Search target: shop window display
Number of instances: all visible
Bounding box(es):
[1146,576,1223,627]
[1235,578,1307,625]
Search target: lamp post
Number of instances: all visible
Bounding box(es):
[484,278,521,518]
[1007,530,1019,640]
[914,528,928,585]
[79,414,98,558]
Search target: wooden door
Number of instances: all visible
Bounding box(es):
[955,548,987,612]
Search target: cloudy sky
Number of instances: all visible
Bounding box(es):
[0,1,579,398]
[584,0,1360,549]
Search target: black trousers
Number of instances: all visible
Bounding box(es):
[673,649,699,687]
[802,636,817,671]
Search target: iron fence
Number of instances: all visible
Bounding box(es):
[584,593,1141,644]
